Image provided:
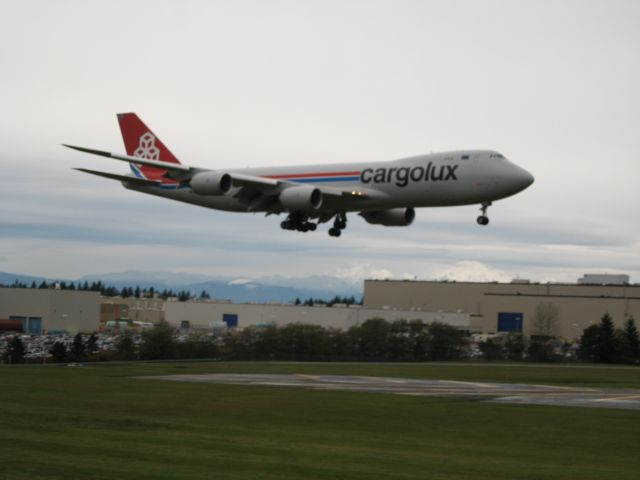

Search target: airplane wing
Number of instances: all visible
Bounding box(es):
[66,144,380,213]
[73,168,162,187]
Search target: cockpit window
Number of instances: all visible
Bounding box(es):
[461,154,470,160]
[489,153,505,159]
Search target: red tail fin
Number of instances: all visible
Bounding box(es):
[117,113,181,180]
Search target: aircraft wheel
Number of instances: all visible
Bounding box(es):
[329,228,341,237]
[307,223,317,231]
[281,221,290,230]
[476,215,489,226]
[336,221,347,230]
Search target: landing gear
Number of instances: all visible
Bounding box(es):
[328,212,347,237]
[280,211,347,236]
[476,201,491,226]
[280,214,317,233]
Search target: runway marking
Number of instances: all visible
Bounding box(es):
[141,374,640,410]
[592,394,640,402]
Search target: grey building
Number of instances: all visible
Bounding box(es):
[0,288,100,334]
[164,300,471,331]
[363,279,640,339]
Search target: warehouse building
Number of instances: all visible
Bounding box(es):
[163,300,470,331]
[100,297,165,325]
[0,288,100,334]
[99,296,470,331]
[363,277,640,339]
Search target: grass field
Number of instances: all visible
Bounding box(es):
[1,362,639,479]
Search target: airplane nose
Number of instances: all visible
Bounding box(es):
[504,164,534,194]
[520,168,534,190]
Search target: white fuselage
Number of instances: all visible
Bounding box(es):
[124,150,534,214]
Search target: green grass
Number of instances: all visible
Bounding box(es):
[1,362,639,479]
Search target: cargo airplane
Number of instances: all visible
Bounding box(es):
[65,113,534,237]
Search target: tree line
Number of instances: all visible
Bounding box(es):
[293,295,362,306]
[477,313,638,363]
[1,280,210,301]
[3,314,638,365]
[2,280,360,305]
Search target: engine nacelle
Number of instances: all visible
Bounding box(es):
[359,208,415,227]
[190,171,232,195]
[279,186,323,212]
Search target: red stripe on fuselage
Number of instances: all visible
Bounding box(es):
[264,171,360,179]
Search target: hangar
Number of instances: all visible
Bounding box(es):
[163,301,470,331]
[363,277,640,339]
[0,288,100,334]
[99,297,471,332]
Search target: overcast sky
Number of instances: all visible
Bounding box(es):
[1,0,638,284]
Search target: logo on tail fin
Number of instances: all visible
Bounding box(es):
[134,132,160,160]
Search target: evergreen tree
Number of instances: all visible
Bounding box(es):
[30,281,37,289]
[134,286,141,298]
[597,313,616,363]
[579,324,600,362]
[87,333,99,354]
[7,336,26,363]
[70,333,86,361]
[38,281,48,289]
[49,341,68,363]
[115,331,137,360]
[623,316,639,361]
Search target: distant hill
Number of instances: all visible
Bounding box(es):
[1,270,362,303]
[0,271,53,286]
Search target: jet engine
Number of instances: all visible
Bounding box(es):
[359,208,415,226]
[279,186,323,211]
[190,171,232,195]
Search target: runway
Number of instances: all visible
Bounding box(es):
[144,373,640,410]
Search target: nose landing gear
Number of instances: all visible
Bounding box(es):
[477,201,491,226]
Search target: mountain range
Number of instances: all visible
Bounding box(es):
[0,270,363,304]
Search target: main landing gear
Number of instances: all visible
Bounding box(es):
[281,213,317,232]
[477,201,491,226]
[328,212,347,237]
[280,212,348,236]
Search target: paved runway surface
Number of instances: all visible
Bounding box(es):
[145,373,640,410]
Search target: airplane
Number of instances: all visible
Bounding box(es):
[65,113,534,237]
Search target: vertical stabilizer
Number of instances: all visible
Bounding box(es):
[116,113,181,180]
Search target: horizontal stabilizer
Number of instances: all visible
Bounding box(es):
[63,144,191,173]
[74,168,162,186]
